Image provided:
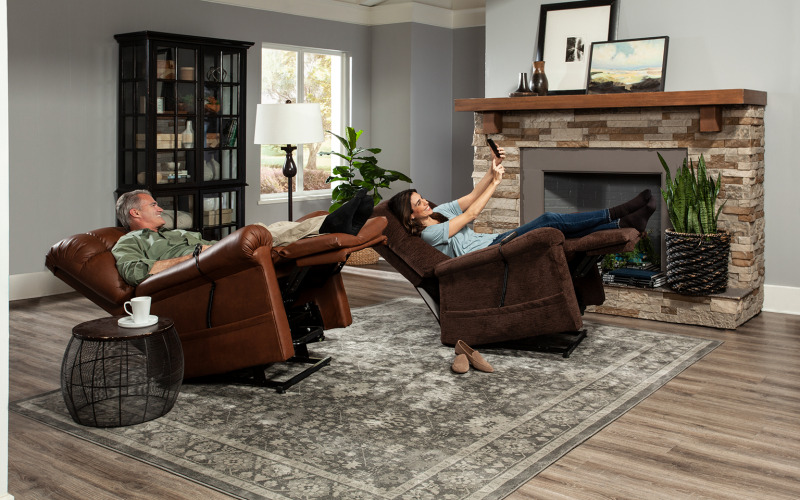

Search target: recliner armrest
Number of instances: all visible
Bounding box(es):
[137,224,275,296]
[271,217,388,266]
[434,227,565,278]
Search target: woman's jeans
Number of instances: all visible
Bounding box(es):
[490,209,618,245]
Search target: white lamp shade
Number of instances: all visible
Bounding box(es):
[253,103,325,145]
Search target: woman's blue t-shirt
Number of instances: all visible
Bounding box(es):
[420,200,495,257]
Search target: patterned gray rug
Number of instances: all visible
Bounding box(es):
[12,297,719,499]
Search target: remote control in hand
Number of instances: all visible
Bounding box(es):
[487,138,501,158]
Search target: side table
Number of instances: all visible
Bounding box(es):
[61,316,184,427]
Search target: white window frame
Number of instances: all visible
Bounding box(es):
[258,43,350,205]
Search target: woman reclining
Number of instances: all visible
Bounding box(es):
[387,145,656,257]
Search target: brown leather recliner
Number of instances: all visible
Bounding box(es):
[371,201,640,356]
[45,215,388,389]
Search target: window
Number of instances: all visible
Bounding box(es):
[260,44,348,201]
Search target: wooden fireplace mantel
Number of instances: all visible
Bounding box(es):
[454,89,767,133]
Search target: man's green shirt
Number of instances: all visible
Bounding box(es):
[112,228,216,286]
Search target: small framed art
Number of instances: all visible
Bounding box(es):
[586,36,670,94]
[535,0,619,94]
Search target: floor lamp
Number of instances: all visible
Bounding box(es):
[254,102,324,221]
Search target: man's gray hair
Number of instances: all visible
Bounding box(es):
[115,189,152,230]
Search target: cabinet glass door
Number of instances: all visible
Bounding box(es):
[202,190,238,240]
[119,41,147,186]
[156,193,195,230]
[202,49,241,185]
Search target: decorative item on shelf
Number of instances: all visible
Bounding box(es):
[659,152,730,296]
[206,66,227,82]
[509,72,537,97]
[204,97,220,114]
[156,59,175,79]
[179,66,195,80]
[181,120,194,148]
[531,60,549,95]
[254,101,324,220]
[324,126,412,266]
[178,94,194,114]
[586,36,669,94]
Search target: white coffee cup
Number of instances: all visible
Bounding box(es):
[124,296,151,324]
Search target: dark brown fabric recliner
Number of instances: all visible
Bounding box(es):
[372,201,640,354]
[45,215,388,389]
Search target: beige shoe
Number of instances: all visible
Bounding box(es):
[451,353,469,374]
[455,340,494,373]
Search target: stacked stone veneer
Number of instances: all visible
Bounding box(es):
[471,105,765,329]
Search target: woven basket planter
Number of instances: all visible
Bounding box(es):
[346,247,380,266]
[665,229,731,296]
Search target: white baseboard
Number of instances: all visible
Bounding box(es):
[9,271,73,301]
[9,271,800,316]
[763,284,800,315]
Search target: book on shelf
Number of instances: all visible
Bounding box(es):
[223,118,238,147]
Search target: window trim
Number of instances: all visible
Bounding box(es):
[258,42,350,204]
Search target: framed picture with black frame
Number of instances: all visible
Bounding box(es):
[535,0,619,94]
[586,36,669,94]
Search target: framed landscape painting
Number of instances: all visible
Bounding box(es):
[586,36,669,94]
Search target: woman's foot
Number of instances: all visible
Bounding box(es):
[619,196,657,233]
[609,189,652,220]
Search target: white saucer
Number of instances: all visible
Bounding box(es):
[118,315,159,328]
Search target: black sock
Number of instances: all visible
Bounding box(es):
[619,196,656,233]
[319,188,368,235]
[609,189,652,221]
[351,192,374,234]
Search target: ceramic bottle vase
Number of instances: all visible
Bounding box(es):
[182,120,194,148]
[531,61,549,96]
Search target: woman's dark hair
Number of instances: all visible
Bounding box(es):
[387,189,448,236]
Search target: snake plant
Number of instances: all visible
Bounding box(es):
[658,153,725,234]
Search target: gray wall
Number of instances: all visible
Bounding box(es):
[486,0,800,290]
[372,23,475,205]
[7,0,373,275]
[452,27,485,199]
[8,0,482,278]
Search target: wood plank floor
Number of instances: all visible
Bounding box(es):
[8,264,800,499]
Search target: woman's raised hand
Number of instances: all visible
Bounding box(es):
[492,162,505,184]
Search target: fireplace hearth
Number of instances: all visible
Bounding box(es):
[455,89,766,329]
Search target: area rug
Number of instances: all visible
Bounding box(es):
[12,297,720,500]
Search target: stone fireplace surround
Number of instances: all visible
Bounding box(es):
[454,90,766,329]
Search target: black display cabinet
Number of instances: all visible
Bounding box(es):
[115,31,253,240]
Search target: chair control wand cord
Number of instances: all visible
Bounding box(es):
[194,244,216,328]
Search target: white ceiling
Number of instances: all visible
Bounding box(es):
[332,0,485,10]
[201,0,487,28]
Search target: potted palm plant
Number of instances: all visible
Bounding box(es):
[325,127,412,264]
[658,152,730,295]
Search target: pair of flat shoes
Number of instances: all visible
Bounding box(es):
[451,340,494,374]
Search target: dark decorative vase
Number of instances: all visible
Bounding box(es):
[514,72,529,93]
[531,60,549,95]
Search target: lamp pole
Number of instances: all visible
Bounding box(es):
[281,144,298,221]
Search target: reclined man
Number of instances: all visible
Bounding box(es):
[112,189,373,286]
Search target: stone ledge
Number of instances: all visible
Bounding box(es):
[586,285,762,329]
